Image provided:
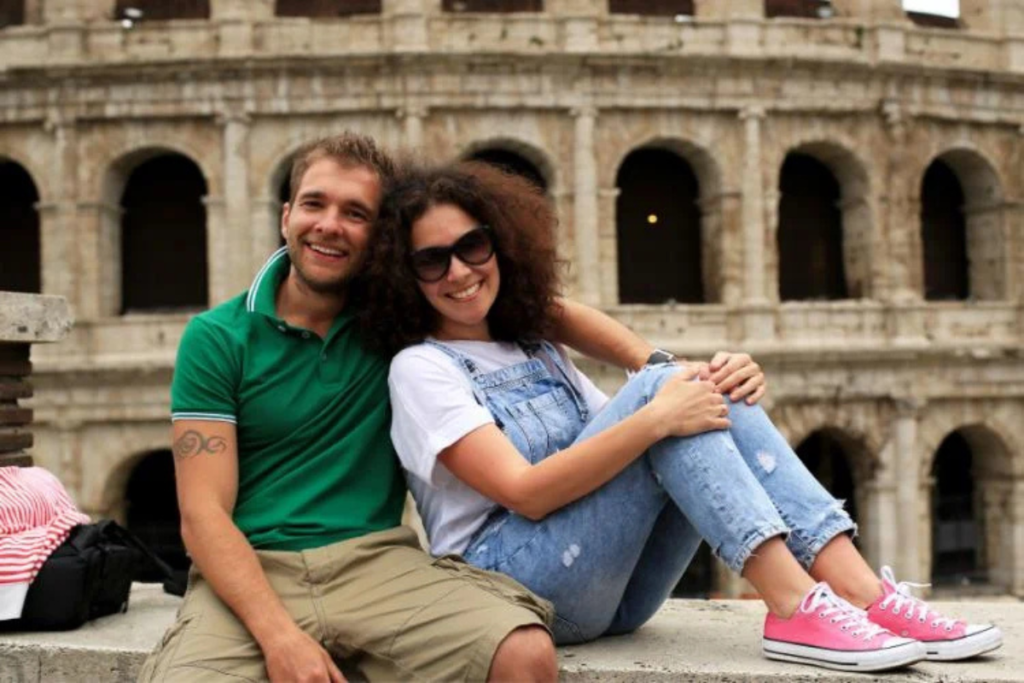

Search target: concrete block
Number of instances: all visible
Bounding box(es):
[0,293,72,344]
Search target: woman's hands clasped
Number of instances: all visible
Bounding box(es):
[648,365,731,439]
[704,351,766,405]
[645,350,767,440]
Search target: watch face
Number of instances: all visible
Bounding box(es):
[648,350,676,365]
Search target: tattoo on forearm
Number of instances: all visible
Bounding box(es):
[173,430,228,459]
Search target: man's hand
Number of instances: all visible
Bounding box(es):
[263,627,346,683]
[706,351,767,405]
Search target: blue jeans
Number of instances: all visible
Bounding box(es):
[430,344,855,645]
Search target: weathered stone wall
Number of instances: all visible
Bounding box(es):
[3,0,1023,596]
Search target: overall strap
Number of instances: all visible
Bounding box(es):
[520,341,591,423]
[423,340,489,406]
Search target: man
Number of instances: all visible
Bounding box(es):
[140,133,765,682]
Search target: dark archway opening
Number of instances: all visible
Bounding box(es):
[796,431,859,532]
[610,0,694,16]
[115,0,210,20]
[765,0,830,18]
[467,149,548,193]
[931,432,984,586]
[616,148,704,304]
[778,153,847,301]
[120,153,208,313]
[278,171,292,248]
[0,160,41,293]
[275,0,382,16]
[443,0,542,11]
[921,160,969,301]
[125,450,189,583]
[0,0,25,28]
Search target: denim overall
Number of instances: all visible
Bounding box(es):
[427,341,856,645]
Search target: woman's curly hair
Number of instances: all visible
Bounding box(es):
[355,160,564,357]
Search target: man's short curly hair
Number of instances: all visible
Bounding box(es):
[356,161,564,357]
[287,132,396,203]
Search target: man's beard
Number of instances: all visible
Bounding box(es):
[288,241,359,295]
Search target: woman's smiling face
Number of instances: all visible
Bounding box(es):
[410,203,500,342]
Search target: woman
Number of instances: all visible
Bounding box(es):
[357,162,1001,672]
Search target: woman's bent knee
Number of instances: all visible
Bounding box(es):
[489,626,557,683]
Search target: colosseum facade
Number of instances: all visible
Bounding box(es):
[2,0,1023,598]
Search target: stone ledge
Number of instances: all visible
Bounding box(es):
[0,585,1020,682]
[0,293,73,344]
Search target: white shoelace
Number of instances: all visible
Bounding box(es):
[877,566,958,630]
[802,582,889,641]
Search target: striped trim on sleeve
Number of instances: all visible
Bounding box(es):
[171,412,237,424]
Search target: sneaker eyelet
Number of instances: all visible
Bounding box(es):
[945,626,953,632]
[904,612,912,619]
[818,612,826,618]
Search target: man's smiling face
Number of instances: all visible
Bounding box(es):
[280,157,382,294]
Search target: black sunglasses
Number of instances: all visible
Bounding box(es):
[409,226,496,283]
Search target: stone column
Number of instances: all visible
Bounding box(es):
[597,187,620,305]
[0,293,72,468]
[572,106,601,306]
[385,0,431,52]
[39,110,79,307]
[892,399,923,579]
[548,0,603,52]
[212,0,269,56]
[211,0,273,20]
[881,101,918,304]
[739,106,767,305]
[830,0,907,22]
[75,202,124,319]
[695,0,763,56]
[204,196,229,304]
[694,0,763,19]
[400,105,427,151]
[219,108,256,301]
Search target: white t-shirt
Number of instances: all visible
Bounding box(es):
[389,339,609,557]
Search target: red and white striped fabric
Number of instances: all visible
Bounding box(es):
[0,467,90,620]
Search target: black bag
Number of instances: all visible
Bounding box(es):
[0,520,181,632]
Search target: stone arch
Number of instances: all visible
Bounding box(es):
[919,419,1018,591]
[99,448,188,579]
[99,141,217,205]
[0,157,41,293]
[459,137,556,193]
[769,402,886,553]
[774,140,873,301]
[107,149,209,313]
[794,428,863,527]
[612,137,725,304]
[918,148,1007,301]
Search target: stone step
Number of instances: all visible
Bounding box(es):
[0,585,1020,682]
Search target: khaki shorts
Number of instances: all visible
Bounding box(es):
[138,526,553,682]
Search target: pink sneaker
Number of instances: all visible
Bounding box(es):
[866,566,1003,661]
[763,582,925,672]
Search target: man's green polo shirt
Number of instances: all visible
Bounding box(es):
[170,248,405,551]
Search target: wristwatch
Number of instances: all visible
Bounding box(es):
[645,349,677,366]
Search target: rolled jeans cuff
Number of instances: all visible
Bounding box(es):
[792,512,858,570]
[722,522,790,574]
